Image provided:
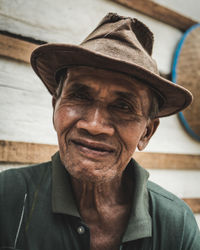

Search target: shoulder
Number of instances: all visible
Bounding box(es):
[147,180,190,212]
[0,162,52,245]
[147,181,200,249]
[0,161,52,198]
[0,161,52,218]
[147,180,195,223]
[0,161,52,182]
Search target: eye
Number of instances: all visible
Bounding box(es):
[116,103,130,111]
[111,100,133,113]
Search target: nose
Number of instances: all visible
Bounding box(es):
[76,107,114,136]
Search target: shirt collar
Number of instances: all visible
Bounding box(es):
[52,152,152,242]
[52,151,80,217]
[122,158,152,242]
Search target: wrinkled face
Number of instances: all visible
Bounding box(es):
[53,66,159,183]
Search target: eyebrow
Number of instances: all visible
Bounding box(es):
[66,82,92,94]
[66,82,140,107]
[114,91,138,101]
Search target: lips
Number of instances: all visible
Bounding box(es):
[70,138,115,157]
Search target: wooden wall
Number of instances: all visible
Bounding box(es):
[0,0,200,227]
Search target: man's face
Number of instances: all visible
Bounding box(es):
[53,66,158,183]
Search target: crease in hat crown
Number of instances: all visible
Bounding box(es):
[87,12,154,56]
[79,13,158,75]
[31,12,193,118]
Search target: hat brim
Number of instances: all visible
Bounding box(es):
[31,44,192,118]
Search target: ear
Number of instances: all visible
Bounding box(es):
[137,118,160,151]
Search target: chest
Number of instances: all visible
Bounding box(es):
[82,209,130,250]
[79,203,132,250]
[89,224,124,250]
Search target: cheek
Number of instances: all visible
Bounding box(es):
[119,123,146,155]
[53,105,81,134]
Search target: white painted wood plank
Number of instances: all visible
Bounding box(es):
[145,115,200,154]
[0,57,57,144]
[149,169,200,198]
[0,0,182,74]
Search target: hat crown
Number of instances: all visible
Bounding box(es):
[80,13,158,74]
[86,13,154,55]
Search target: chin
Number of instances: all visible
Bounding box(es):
[65,160,118,183]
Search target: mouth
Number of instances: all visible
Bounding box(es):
[70,138,115,157]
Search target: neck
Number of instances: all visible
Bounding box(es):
[71,171,133,250]
[71,171,132,214]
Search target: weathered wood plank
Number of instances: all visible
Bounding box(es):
[0,140,58,164]
[0,140,200,170]
[0,57,57,145]
[113,0,198,31]
[0,34,38,63]
[183,198,200,213]
[134,152,200,170]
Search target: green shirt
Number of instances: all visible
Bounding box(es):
[0,152,199,249]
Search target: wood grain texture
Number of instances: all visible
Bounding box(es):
[0,57,57,145]
[0,140,200,170]
[113,0,197,31]
[0,140,58,164]
[0,34,38,63]
[134,152,200,170]
[183,198,200,213]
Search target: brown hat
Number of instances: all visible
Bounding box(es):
[31,13,192,118]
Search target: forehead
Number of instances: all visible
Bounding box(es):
[65,66,151,98]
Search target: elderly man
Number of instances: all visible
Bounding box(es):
[0,13,200,250]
